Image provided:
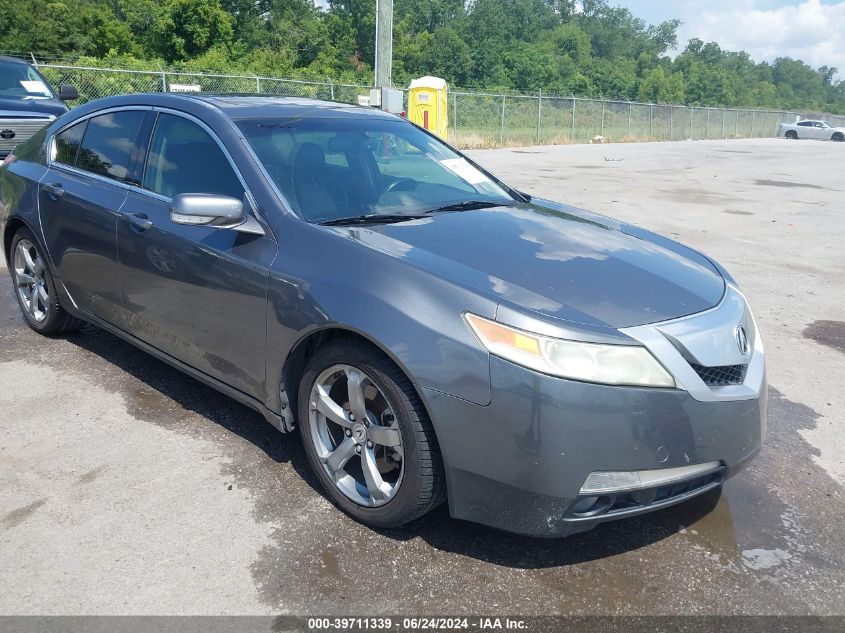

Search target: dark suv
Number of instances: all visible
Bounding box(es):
[0,56,77,158]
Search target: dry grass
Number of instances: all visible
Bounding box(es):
[448,128,753,149]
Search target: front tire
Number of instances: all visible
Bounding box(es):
[832,132,844,142]
[9,227,82,335]
[298,339,446,528]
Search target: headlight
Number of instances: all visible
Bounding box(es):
[465,313,675,388]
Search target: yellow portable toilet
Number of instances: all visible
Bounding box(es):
[408,76,448,140]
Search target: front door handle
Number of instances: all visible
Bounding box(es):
[43,182,64,200]
[123,212,153,231]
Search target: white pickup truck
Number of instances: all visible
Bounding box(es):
[778,119,845,142]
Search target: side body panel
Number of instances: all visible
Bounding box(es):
[38,167,127,322]
[1,158,49,260]
[117,189,276,399]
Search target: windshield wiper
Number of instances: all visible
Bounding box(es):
[318,213,426,226]
[424,200,505,214]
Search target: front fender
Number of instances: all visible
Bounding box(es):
[264,219,497,412]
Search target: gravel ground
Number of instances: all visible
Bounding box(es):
[0,137,843,616]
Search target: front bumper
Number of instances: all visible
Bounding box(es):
[423,355,766,537]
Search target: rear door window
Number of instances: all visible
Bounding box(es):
[142,113,243,199]
[77,111,145,181]
[54,120,87,166]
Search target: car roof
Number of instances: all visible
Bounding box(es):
[0,55,31,66]
[66,92,399,122]
[184,94,396,120]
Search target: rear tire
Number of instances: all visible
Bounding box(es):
[785,130,798,140]
[9,227,83,335]
[297,338,446,528]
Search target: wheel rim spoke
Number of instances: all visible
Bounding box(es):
[313,385,352,428]
[36,284,48,303]
[322,436,357,478]
[20,246,37,273]
[28,286,39,314]
[15,272,34,286]
[367,423,401,448]
[361,446,392,502]
[345,369,368,422]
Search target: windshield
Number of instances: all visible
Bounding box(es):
[236,116,515,223]
[0,60,55,99]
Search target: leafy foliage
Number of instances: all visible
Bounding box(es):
[1,0,843,112]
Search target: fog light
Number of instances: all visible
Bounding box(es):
[580,461,721,495]
[570,495,612,517]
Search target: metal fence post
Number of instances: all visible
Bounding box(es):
[255,76,260,93]
[705,108,710,139]
[157,64,167,93]
[571,98,576,140]
[751,110,755,138]
[627,102,632,137]
[500,95,506,146]
[721,109,726,139]
[735,109,739,137]
[601,100,605,137]
[536,90,542,144]
[670,106,674,140]
[690,106,694,140]
[649,104,653,139]
[452,92,457,136]
[330,81,335,101]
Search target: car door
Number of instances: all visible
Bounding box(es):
[39,108,147,324]
[116,110,276,399]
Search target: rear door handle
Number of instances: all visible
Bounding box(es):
[123,212,153,231]
[43,182,64,200]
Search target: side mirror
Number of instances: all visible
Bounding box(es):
[58,84,79,101]
[171,193,244,227]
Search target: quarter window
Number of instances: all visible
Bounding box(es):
[142,114,243,200]
[77,111,145,181]
[54,120,87,166]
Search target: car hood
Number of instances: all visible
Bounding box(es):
[0,96,67,117]
[329,202,726,330]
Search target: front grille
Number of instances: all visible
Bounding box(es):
[690,362,747,386]
[565,468,724,520]
[0,117,54,154]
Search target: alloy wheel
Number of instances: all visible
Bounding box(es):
[308,364,404,507]
[13,239,49,323]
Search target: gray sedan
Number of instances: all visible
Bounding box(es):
[0,95,766,537]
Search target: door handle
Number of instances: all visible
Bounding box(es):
[43,182,64,200]
[123,212,154,231]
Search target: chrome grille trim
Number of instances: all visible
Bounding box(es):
[619,284,765,403]
[0,116,55,154]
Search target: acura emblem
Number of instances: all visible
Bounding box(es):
[735,325,750,356]
[0,129,15,140]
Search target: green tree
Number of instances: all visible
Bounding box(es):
[151,0,234,62]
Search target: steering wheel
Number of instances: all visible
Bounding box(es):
[383,178,417,194]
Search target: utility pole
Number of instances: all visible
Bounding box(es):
[374,0,393,88]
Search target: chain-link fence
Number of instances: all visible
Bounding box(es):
[35,62,845,149]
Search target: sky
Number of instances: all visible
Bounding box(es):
[616,0,845,76]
